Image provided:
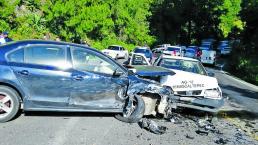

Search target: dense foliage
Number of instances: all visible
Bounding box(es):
[0,0,257,84]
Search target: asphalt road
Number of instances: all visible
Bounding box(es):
[206,67,258,114]
[0,58,257,145]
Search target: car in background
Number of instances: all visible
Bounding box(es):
[0,40,175,123]
[199,41,216,65]
[101,45,128,59]
[154,44,171,51]
[184,46,198,59]
[217,40,232,55]
[163,46,182,56]
[127,53,224,112]
[152,48,163,60]
[184,46,202,60]
[133,47,153,62]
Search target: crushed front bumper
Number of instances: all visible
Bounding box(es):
[175,96,224,113]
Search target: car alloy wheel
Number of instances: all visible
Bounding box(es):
[0,86,20,123]
[0,93,13,119]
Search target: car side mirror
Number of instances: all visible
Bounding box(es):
[207,72,215,77]
[113,69,124,77]
[128,69,136,75]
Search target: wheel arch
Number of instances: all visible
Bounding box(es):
[0,81,24,102]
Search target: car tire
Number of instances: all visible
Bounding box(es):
[0,86,20,123]
[115,95,145,123]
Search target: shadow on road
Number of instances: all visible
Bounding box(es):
[218,110,258,120]
[24,111,116,118]
[221,84,258,100]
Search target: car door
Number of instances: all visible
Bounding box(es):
[69,46,128,110]
[7,44,72,109]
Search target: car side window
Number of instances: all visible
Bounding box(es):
[71,47,119,75]
[25,45,67,68]
[7,48,24,63]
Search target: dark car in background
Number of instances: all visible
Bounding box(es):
[0,40,174,123]
[184,46,202,60]
[217,40,232,55]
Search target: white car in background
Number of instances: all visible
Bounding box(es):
[200,49,216,65]
[127,53,223,112]
[102,45,128,59]
[163,46,182,56]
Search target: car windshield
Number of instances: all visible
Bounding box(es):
[134,48,151,57]
[158,58,207,75]
[108,46,120,50]
[167,47,180,52]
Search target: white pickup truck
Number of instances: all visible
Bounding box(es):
[126,53,223,112]
[101,45,128,59]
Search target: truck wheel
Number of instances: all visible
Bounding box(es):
[115,95,145,123]
[0,86,20,123]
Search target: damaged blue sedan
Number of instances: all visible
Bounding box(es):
[0,40,175,123]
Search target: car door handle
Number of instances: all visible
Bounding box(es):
[72,75,84,81]
[18,70,29,76]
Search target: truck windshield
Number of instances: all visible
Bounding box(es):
[158,58,207,75]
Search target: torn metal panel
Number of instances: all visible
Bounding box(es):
[127,75,174,115]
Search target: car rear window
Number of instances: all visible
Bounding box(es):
[186,49,195,53]
[167,47,180,52]
[134,48,152,57]
[7,48,24,63]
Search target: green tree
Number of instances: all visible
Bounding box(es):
[216,0,244,37]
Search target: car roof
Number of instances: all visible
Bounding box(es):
[0,39,94,48]
[109,45,122,47]
[0,40,99,60]
[134,47,150,51]
[161,55,199,62]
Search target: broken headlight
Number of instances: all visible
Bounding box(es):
[204,88,221,99]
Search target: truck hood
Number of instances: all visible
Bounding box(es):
[161,69,219,91]
[132,65,175,77]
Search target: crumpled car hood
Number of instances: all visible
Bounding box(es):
[127,75,173,97]
[160,69,219,91]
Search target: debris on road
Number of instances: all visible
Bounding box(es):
[214,137,229,144]
[185,134,194,139]
[138,118,167,135]
[195,129,209,136]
